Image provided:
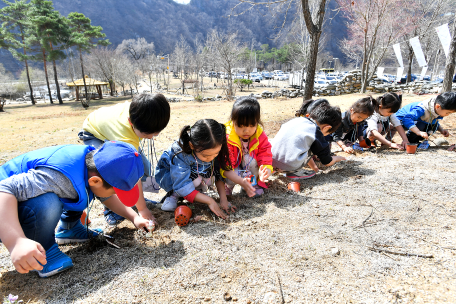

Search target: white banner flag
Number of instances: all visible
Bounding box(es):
[377,67,385,80]
[410,37,427,67]
[393,43,403,67]
[396,67,404,83]
[420,66,428,80]
[436,24,451,58]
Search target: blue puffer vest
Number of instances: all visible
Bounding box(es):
[0,145,95,211]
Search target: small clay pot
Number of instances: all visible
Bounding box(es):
[174,205,192,227]
[287,182,300,192]
[359,138,371,148]
[406,143,418,154]
[80,210,91,225]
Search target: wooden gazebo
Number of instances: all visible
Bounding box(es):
[66,76,109,101]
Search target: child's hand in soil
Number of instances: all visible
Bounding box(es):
[11,238,46,273]
[400,140,409,149]
[241,178,256,197]
[441,129,450,137]
[390,143,403,150]
[133,215,151,230]
[332,156,346,163]
[259,165,272,183]
[138,208,156,222]
[343,146,355,154]
[220,198,236,213]
[207,200,228,219]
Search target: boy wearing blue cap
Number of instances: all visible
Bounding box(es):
[0,141,149,277]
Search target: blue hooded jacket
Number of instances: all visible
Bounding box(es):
[0,145,95,211]
[396,98,442,130]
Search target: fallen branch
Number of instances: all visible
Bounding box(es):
[276,271,285,304]
[368,247,434,258]
[355,207,374,229]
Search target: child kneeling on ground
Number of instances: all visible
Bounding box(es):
[155,119,233,217]
[271,99,346,179]
[362,92,409,149]
[222,96,273,199]
[395,92,456,144]
[0,141,150,277]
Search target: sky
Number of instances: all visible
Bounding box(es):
[173,0,191,4]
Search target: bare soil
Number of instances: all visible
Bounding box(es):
[1,93,456,303]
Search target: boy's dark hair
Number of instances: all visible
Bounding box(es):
[306,99,342,133]
[85,150,113,189]
[352,96,377,116]
[436,92,456,110]
[230,96,262,127]
[179,119,231,171]
[377,92,402,113]
[129,93,170,134]
[296,98,328,117]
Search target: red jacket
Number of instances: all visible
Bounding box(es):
[221,121,273,188]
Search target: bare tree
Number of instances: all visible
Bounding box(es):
[234,0,328,99]
[338,0,412,92]
[207,30,243,100]
[173,35,191,80]
[442,19,456,92]
[400,0,453,83]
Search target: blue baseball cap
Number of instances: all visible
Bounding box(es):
[93,141,144,207]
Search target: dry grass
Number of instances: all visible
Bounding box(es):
[1,92,456,303]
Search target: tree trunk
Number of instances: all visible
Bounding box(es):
[42,49,53,104]
[21,31,35,105]
[442,20,456,92]
[79,47,89,107]
[52,60,63,104]
[304,33,320,100]
[407,48,414,84]
[24,58,35,105]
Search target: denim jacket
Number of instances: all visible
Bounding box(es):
[155,141,220,197]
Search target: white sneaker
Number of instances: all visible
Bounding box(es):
[161,193,179,211]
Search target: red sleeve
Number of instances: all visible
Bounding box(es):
[227,139,240,169]
[184,190,198,203]
[255,131,273,166]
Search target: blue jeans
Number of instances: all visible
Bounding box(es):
[0,193,63,251]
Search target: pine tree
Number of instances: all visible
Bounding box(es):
[30,0,71,104]
[67,12,110,108]
[1,0,36,105]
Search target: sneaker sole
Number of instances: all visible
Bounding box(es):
[36,262,73,278]
[287,173,316,179]
[55,238,92,245]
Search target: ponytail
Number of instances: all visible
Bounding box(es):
[178,125,193,154]
[296,98,328,117]
[178,119,232,171]
[377,92,402,113]
[352,96,376,116]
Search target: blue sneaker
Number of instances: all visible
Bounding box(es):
[104,208,125,226]
[35,243,73,278]
[55,222,103,245]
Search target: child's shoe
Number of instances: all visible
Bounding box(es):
[161,192,179,211]
[55,221,103,245]
[286,169,316,179]
[35,243,73,278]
[252,186,264,198]
[104,208,125,226]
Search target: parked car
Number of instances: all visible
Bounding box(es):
[261,71,273,79]
[314,80,327,89]
[249,73,263,82]
[274,73,287,81]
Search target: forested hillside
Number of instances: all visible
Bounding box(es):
[0,0,347,74]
